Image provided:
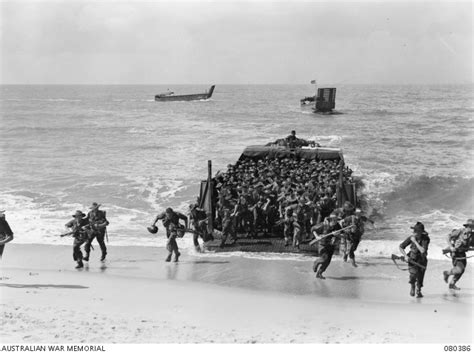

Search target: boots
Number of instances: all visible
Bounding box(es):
[350,258,358,267]
[100,252,107,262]
[313,262,320,273]
[343,253,348,262]
[449,283,460,290]
[75,260,84,269]
[443,271,450,283]
[416,287,423,298]
[165,253,172,262]
[174,252,181,263]
[83,254,89,262]
[410,283,416,297]
[316,271,326,280]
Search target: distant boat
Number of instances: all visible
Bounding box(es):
[300,87,341,114]
[154,85,216,102]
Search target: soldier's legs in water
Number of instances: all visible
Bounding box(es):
[84,234,96,261]
[95,232,107,260]
[193,231,201,251]
[165,238,173,262]
[167,236,180,262]
[73,240,83,261]
[408,264,418,296]
[0,244,4,259]
[450,259,466,287]
[73,240,85,268]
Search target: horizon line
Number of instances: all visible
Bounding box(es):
[1,82,473,86]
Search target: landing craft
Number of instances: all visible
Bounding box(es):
[195,136,359,254]
[154,85,215,102]
[301,79,341,114]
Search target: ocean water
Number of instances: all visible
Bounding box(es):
[1,84,473,260]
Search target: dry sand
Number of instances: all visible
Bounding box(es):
[0,244,472,343]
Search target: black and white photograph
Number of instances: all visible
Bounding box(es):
[0,0,472,350]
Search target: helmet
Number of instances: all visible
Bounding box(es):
[147,225,158,234]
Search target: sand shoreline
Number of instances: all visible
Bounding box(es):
[0,244,472,343]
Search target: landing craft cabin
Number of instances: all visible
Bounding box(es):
[300,88,337,114]
[196,138,358,254]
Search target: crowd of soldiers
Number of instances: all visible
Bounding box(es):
[212,153,355,249]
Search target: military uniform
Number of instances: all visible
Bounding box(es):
[443,219,473,290]
[311,216,342,279]
[84,204,109,262]
[65,211,90,268]
[342,212,373,266]
[189,204,208,251]
[399,222,430,297]
[220,211,236,247]
[153,208,188,262]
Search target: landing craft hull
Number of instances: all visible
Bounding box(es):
[197,142,358,254]
[155,85,215,102]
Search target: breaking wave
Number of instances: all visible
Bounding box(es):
[382,175,474,216]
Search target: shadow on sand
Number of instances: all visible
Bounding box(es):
[191,260,230,265]
[0,283,88,289]
[326,275,393,281]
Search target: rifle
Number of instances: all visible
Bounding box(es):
[442,247,474,260]
[309,225,353,246]
[60,231,75,238]
[391,254,426,270]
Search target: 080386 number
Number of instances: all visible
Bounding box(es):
[444,346,471,352]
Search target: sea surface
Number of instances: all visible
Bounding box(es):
[1,84,473,260]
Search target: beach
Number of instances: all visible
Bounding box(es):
[1,243,472,344]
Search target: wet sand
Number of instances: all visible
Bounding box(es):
[0,244,472,343]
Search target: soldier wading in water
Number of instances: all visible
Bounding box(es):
[399,222,430,298]
[341,208,375,267]
[84,202,109,262]
[64,210,90,269]
[443,219,474,290]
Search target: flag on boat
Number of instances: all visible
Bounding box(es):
[310,80,316,84]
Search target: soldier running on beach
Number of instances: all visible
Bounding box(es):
[189,203,208,253]
[0,210,14,259]
[151,207,188,262]
[311,213,342,279]
[64,210,90,269]
[84,202,109,262]
[341,208,375,267]
[443,219,474,290]
[399,222,430,298]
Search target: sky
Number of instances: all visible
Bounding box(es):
[0,0,472,84]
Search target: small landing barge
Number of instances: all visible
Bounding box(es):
[155,85,215,102]
[194,135,359,254]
